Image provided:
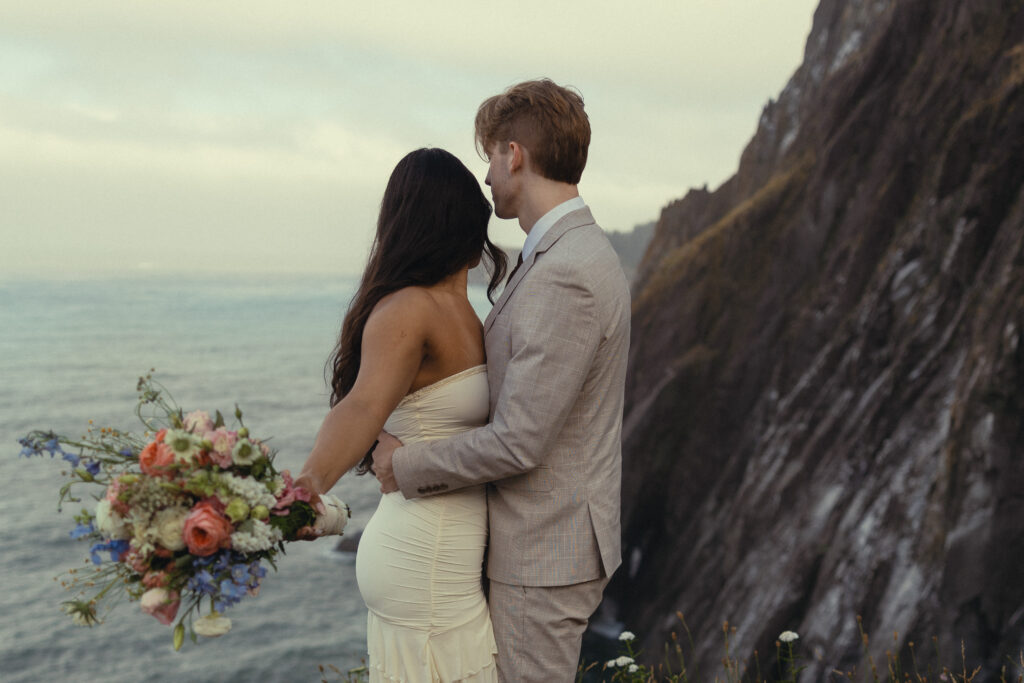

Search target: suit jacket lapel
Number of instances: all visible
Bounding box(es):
[484,207,596,334]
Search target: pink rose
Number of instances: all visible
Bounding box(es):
[139,441,175,477]
[182,499,233,556]
[127,551,149,574]
[273,470,311,515]
[140,588,180,625]
[183,410,214,434]
[205,428,237,468]
[143,570,169,588]
[105,479,130,516]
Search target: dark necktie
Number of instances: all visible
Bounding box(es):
[506,251,524,286]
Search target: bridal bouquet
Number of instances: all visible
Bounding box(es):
[17,373,350,650]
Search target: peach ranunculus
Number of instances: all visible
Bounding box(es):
[205,428,237,468]
[182,499,234,556]
[140,587,180,625]
[139,440,175,476]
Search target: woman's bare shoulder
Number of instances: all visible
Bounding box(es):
[366,287,436,334]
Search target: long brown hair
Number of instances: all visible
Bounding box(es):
[328,148,506,411]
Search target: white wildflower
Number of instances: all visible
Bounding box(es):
[231,438,262,466]
[779,630,799,643]
[230,520,283,553]
[605,659,619,668]
[193,612,232,637]
[217,472,277,509]
[152,506,189,551]
[128,509,157,555]
[615,656,635,667]
[628,664,639,673]
[268,475,285,495]
[94,499,130,540]
[164,429,201,463]
[618,630,636,641]
[64,601,99,626]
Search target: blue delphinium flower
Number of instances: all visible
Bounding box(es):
[186,569,217,596]
[61,451,81,467]
[89,539,129,565]
[84,460,101,476]
[119,447,135,458]
[215,578,248,611]
[17,436,44,458]
[70,521,95,539]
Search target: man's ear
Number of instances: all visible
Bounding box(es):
[508,141,525,174]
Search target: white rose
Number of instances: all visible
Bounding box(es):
[193,612,232,637]
[153,506,188,551]
[94,499,130,540]
[140,587,171,613]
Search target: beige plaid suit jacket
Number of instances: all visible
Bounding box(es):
[392,206,630,587]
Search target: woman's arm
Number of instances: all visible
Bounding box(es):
[295,290,429,500]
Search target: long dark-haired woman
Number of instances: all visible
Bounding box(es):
[295,148,506,682]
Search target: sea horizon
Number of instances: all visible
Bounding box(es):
[1,272,495,682]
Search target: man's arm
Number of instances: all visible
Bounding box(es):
[381,260,602,497]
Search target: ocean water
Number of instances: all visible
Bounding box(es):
[0,273,494,683]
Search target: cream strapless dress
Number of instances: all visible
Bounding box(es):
[355,365,497,683]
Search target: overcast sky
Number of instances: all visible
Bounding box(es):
[0,0,817,277]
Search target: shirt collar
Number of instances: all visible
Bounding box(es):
[521,196,587,261]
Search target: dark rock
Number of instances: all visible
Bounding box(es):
[334,528,361,553]
[609,0,1024,679]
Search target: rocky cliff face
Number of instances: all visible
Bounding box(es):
[613,0,1024,678]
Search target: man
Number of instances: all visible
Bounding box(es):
[372,78,630,682]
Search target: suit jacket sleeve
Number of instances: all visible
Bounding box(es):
[392,256,601,497]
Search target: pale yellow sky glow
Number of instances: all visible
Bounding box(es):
[0,0,817,277]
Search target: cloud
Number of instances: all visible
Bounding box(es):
[0,0,817,274]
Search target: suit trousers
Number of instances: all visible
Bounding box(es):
[488,576,610,683]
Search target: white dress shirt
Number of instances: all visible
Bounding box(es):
[521,196,587,261]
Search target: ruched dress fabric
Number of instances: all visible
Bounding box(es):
[356,365,497,682]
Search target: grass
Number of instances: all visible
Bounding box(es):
[320,613,1024,682]
[576,613,1024,683]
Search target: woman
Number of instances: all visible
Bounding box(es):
[295,148,507,682]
